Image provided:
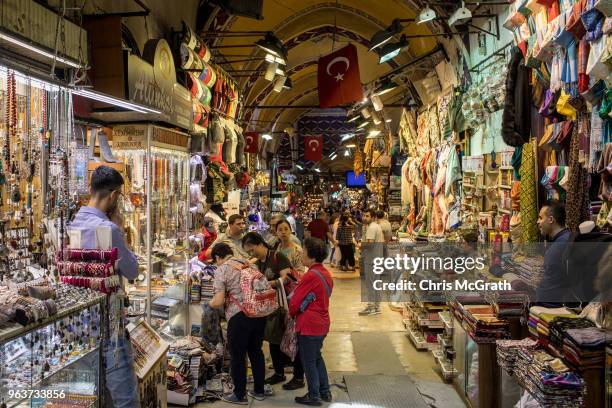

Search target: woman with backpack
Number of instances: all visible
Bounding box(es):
[209,243,267,405]
[289,237,334,406]
[242,232,305,390]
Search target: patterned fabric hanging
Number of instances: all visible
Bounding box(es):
[520,139,539,243]
[566,116,591,231]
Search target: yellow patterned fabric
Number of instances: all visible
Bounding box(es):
[520,139,539,243]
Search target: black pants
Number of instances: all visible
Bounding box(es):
[339,244,355,268]
[270,342,304,380]
[227,312,266,398]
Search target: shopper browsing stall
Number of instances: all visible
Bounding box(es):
[276,220,305,273]
[536,200,572,304]
[68,165,140,408]
[359,209,385,316]
[205,214,249,260]
[289,237,333,406]
[241,232,304,386]
[209,243,267,405]
[269,215,302,249]
[337,213,356,271]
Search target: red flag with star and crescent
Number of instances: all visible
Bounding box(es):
[304,135,323,162]
[317,44,363,108]
[244,132,259,153]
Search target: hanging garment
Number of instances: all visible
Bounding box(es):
[520,139,539,243]
[502,48,531,147]
[401,158,411,210]
[596,142,612,201]
[416,111,431,156]
[445,147,462,196]
[566,117,591,231]
[235,126,245,166]
[399,109,418,156]
[222,124,236,163]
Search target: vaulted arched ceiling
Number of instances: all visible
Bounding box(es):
[200,0,441,170]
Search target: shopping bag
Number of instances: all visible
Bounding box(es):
[263,281,287,344]
[281,316,298,361]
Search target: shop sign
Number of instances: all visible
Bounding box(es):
[126,39,193,130]
[112,125,147,149]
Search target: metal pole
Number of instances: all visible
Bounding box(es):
[146,124,152,324]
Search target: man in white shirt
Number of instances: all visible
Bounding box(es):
[359,209,384,316]
[376,211,393,243]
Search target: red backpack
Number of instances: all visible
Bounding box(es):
[225,259,278,318]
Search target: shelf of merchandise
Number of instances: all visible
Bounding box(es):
[0,294,106,343]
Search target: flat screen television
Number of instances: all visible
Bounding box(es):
[346,171,366,188]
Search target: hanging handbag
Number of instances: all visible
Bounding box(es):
[264,279,288,344]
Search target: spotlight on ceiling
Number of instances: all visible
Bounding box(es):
[296,164,304,170]
[369,19,403,51]
[371,111,382,125]
[330,154,337,160]
[373,79,398,97]
[265,62,278,81]
[385,117,392,123]
[283,77,293,90]
[345,143,356,148]
[448,2,472,26]
[341,133,355,142]
[371,95,384,112]
[357,120,370,129]
[417,5,437,24]
[347,114,360,123]
[273,76,287,92]
[367,127,382,138]
[344,150,350,157]
[265,53,285,65]
[314,168,321,173]
[378,35,408,64]
[262,133,273,140]
[256,32,286,59]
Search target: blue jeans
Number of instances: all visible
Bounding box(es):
[298,335,330,399]
[104,336,140,408]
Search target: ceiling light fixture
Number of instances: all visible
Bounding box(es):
[378,35,408,64]
[344,150,350,157]
[273,76,286,92]
[262,133,273,140]
[296,164,304,170]
[275,67,285,76]
[345,143,356,148]
[341,133,355,142]
[373,79,398,97]
[265,62,278,81]
[417,5,437,24]
[256,32,286,58]
[72,88,161,114]
[357,120,370,129]
[448,2,472,26]
[385,117,392,123]
[314,168,321,173]
[369,19,403,51]
[0,31,83,68]
[368,128,382,138]
[371,95,384,112]
[347,114,360,123]
[330,154,337,160]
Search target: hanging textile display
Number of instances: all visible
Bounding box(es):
[566,116,591,231]
[520,139,539,243]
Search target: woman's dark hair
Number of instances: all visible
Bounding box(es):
[340,213,349,225]
[211,243,233,261]
[303,237,328,263]
[242,231,270,249]
[367,209,377,218]
[275,219,292,232]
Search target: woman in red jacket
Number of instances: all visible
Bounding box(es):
[289,237,334,406]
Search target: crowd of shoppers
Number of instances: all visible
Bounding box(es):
[207,205,391,405]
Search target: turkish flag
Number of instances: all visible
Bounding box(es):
[318,44,364,108]
[304,135,323,162]
[244,132,259,153]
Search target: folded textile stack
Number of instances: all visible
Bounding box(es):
[453,303,509,343]
[514,348,585,408]
[528,306,576,342]
[563,327,608,369]
[496,338,538,375]
[503,255,544,290]
[167,354,194,395]
[486,291,529,317]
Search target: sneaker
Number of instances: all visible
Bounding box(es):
[283,377,306,390]
[358,306,381,316]
[321,391,332,402]
[248,390,265,401]
[221,393,248,405]
[264,384,274,396]
[264,373,286,385]
[295,393,322,406]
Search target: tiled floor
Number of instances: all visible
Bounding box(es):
[187,265,466,408]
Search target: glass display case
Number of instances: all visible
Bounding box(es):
[110,124,191,336]
[0,295,105,408]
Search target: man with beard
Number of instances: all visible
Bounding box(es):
[69,165,140,407]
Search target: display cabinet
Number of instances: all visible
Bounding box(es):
[0,295,106,408]
[110,124,191,335]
